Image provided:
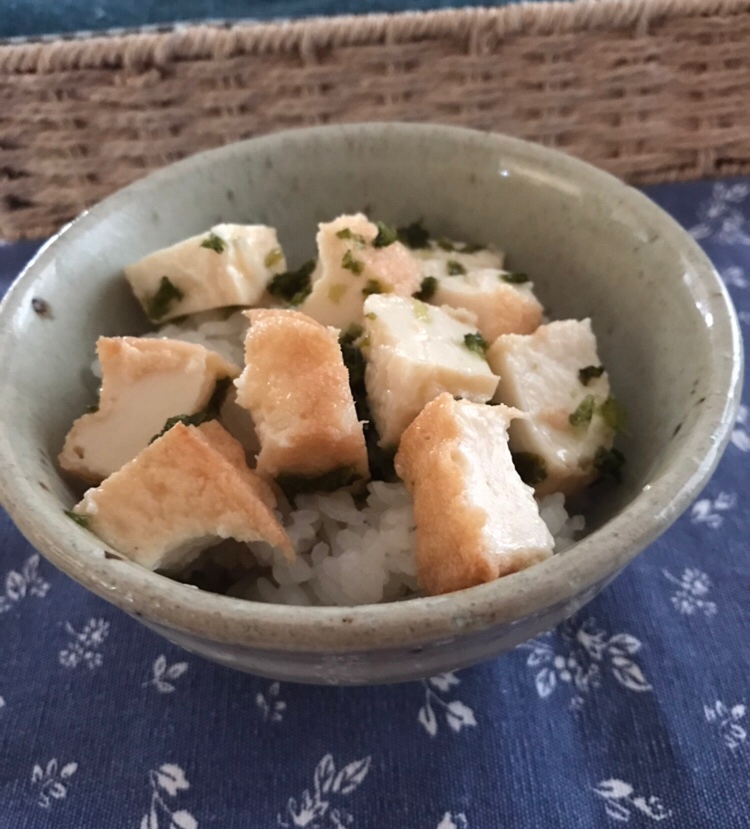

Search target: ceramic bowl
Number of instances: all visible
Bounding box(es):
[0,124,742,684]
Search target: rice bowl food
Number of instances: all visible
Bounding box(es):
[0,123,739,684]
[59,212,621,607]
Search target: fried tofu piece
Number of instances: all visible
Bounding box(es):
[299,214,422,329]
[486,319,616,496]
[125,224,286,322]
[59,337,239,485]
[72,421,293,571]
[234,309,368,483]
[428,269,543,342]
[362,294,499,447]
[395,394,554,596]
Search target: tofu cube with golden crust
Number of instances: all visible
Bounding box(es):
[362,294,499,447]
[234,309,368,483]
[429,269,543,342]
[72,421,293,571]
[125,224,286,322]
[395,393,554,596]
[59,337,239,485]
[299,214,422,329]
[486,319,615,497]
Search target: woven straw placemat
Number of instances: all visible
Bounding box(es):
[2,0,750,239]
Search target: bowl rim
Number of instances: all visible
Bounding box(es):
[0,122,743,653]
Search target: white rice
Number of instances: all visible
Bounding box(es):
[148,309,249,366]
[223,484,584,607]
[100,312,586,607]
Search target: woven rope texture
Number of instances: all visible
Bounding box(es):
[2,0,750,239]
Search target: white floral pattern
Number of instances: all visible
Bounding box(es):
[731,404,750,452]
[59,618,110,670]
[31,758,78,809]
[437,813,468,829]
[690,182,750,245]
[140,764,197,829]
[722,265,749,288]
[522,617,651,710]
[593,779,671,822]
[663,568,717,617]
[0,553,49,614]
[705,700,747,750]
[256,681,286,722]
[418,672,477,736]
[142,655,189,693]
[278,753,371,828]
[691,492,736,529]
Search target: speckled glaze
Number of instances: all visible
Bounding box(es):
[0,124,742,684]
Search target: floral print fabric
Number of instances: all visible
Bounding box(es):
[0,179,749,826]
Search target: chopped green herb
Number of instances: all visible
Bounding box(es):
[64,509,89,529]
[413,301,432,322]
[413,276,438,301]
[342,250,364,275]
[339,326,366,387]
[264,247,283,268]
[268,259,315,305]
[341,323,364,344]
[578,365,605,386]
[447,260,467,276]
[437,238,456,252]
[215,306,246,321]
[200,232,226,254]
[501,271,530,285]
[362,279,384,297]
[512,452,548,485]
[335,228,366,245]
[593,446,626,482]
[151,411,209,440]
[277,467,360,499]
[463,332,488,355]
[460,242,484,254]
[149,377,232,443]
[367,440,397,482]
[372,221,398,248]
[207,376,233,415]
[599,395,628,434]
[397,220,430,249]
[327,283,347,304]
[145,276,184,321]
[365,311,377,321]
[569,394,596,428]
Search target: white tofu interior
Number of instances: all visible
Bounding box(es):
[300,214,421,329]
[430,268,543,342]
[59,338,238,483]
[487,319,615,495]
[125,223,286,322]
[456,402,554,566]
[363,294,499,446]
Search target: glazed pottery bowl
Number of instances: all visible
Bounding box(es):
[0,124,742,684]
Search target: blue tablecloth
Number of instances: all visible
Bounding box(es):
[1,178,749,827]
